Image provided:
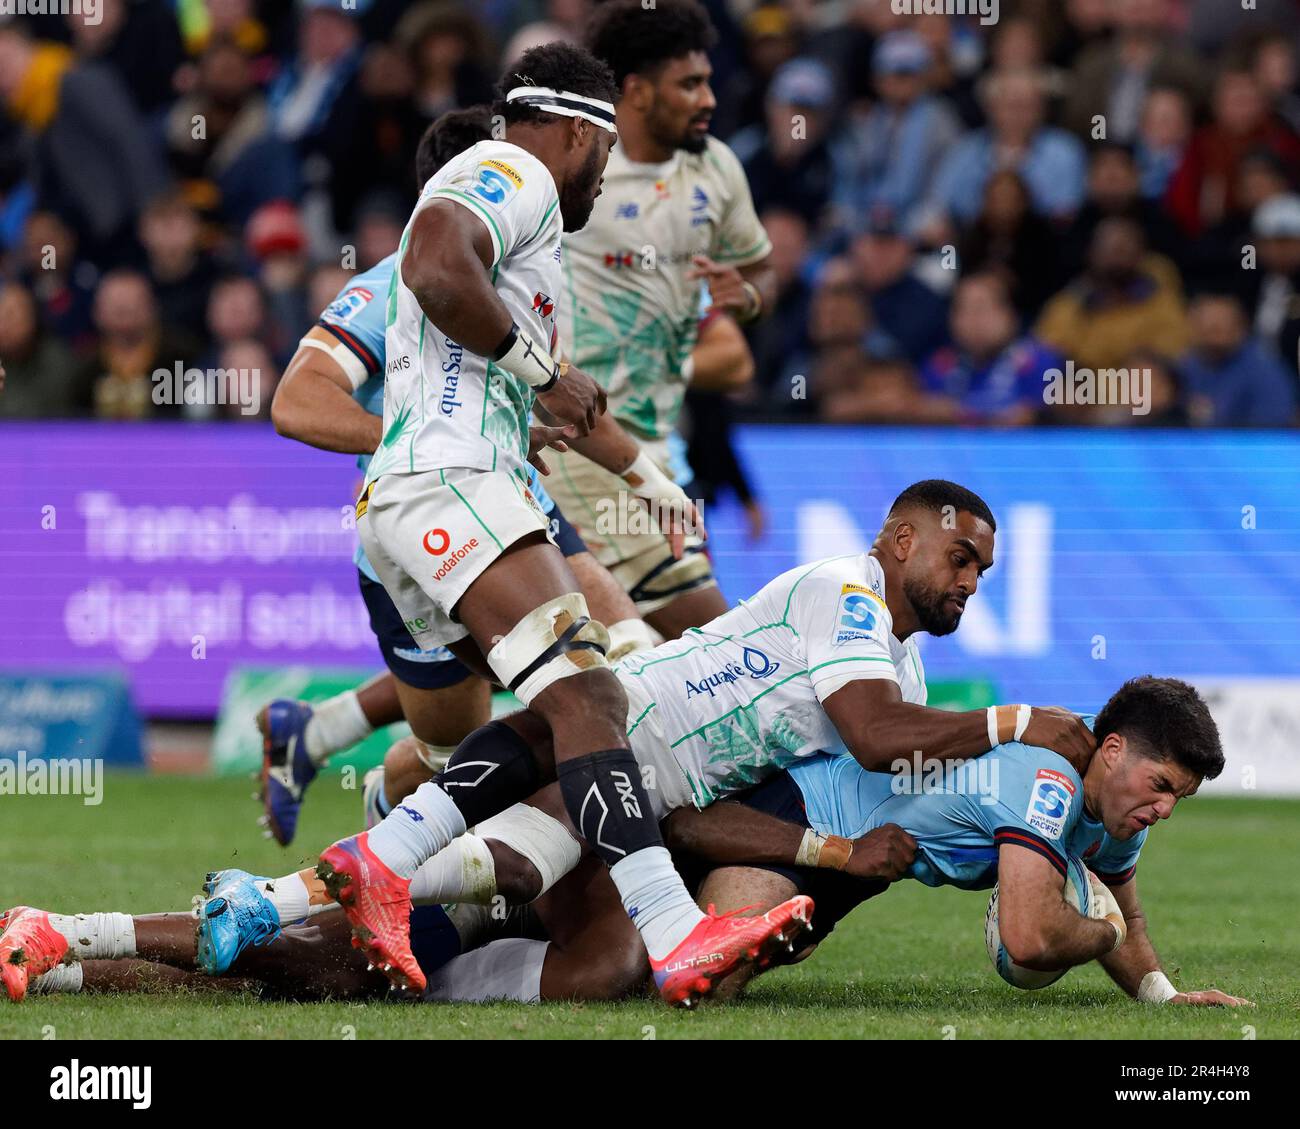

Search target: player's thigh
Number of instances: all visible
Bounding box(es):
[454,532,584,644]
[392,672,492,749]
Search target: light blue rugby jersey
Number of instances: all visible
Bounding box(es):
[787,715,1146,891]
[315,253,557,584]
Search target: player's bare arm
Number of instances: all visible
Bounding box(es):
[269,327,384,455]
[1099,876,1253,1007]
[663,801,917,883]
[401,200,604,436]
[688,311,754,392]
[996,845,1126,971]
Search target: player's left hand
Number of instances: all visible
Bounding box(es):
[845,823,916,882]
[527,422,577,476]
[687,256,755,319]
[1169,989,1255,1007]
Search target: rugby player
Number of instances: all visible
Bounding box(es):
[543,0,779,636]
[254,106,657,847]
[329,480,1098,1004]
[314,41,812,1006]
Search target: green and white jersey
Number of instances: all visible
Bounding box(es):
[368,140,563,485]
[616,553,927,809]
[559,136,770,441]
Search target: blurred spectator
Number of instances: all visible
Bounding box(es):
[829,31,962,235]
[731,58,836,228]
[1252,30,1300,137]
[745,207,813,402]
[1187,150,1294,293]
[138,192,218,347]
[18,210,98,355]
[74,270,199,419]
[1165,67,1300,237]
[166,40,300,228]
[67,0,185,117]
[1036,217,1189,372]
[0,21,170,264]
[216,339,279,421]
[268,0,364,149]
[396,1,496,120]
[244,201,310,364]
[1061,0,1204,144]
[919,272,1060,425]
[926,67,1086,230]
[1181,292,1298,426]
[204,275,266,359]
[1136,86,1194,200]
[1124,351,1193,427]
[179,0,272,60]
[712,5,799,141]
[307,263,355,318]
[959,169,1069,321]
[502,0,593,64]
[1244,195,1300,386]
[849,223,948,364]
[818,357,927,425]
[354,197,406,271]
[0,281,77,418]
[1060,143,1185,279]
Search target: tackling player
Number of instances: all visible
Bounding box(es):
[316,41,811,1006]
[544,0,779,637]
[331,480,1098,1004]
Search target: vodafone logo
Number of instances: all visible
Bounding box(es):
[432,538,480,582]
[423,529,451,556]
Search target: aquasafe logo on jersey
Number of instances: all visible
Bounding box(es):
[441,336,464,416]
[472,159,523,206]
[1025,768,1076,840]
[834,583,886,645]
[323,286,373,326]
[684,646,781,699]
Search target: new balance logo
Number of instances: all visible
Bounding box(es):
[610,770,642,819]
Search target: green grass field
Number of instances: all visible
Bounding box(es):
[1,773,1295,1040]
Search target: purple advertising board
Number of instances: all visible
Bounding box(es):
[0,423,373,717]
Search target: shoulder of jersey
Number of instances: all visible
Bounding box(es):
[321,253,395,326]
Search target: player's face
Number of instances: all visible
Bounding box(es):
[901,511,994,636]
[561,126,613,232]
[644,52,716,154]
[1097,743,1201,839]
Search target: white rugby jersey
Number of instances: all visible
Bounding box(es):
[559,136,770,441]
[367,140,563,485]
[616,553,927,809]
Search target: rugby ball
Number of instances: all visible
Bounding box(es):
[984,853,1091,990]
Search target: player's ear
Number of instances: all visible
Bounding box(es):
[891,519,914,562]
[1098,732,1125,770]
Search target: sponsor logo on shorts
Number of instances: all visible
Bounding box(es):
[431,538,481,582]
[423,529,451,556]
[684,646,780,699]
[403,617,429,634]
[1025,768,1075,840]
[392,644,456,664]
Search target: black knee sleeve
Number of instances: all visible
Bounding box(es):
[556,749,663,868]
[435,720,542,826]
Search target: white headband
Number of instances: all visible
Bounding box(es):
[506,86,618,134]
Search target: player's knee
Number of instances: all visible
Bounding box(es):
[485,840,543,904]
[382,736,435,808]
[583,939,649,1001]
[484,593,612,710]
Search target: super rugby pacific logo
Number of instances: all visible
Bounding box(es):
[684,646,781,699]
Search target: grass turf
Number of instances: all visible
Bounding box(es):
[1,773,1295,1040]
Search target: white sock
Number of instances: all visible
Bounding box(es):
[254,872,310,925]
[49,912,137,961]
[304,690,372,764]
[608,846,704,962]
[423,937,548,1003]
[409,834,497,905]
[30,962,84,995]
[364,781,467,879]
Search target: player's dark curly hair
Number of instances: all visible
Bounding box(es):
[493,42,619,128]
[416,106,493,187]
[889,480,997,532]
[586,0,719,88]
[1094,676,1225,780]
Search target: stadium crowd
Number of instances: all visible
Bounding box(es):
[0,0,1298,428]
